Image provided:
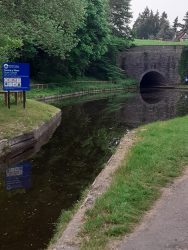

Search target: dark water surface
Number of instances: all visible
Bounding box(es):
[1,89,188,250]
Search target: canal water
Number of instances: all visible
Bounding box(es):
[1,88,188,250]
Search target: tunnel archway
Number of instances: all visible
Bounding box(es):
[140,71,166,89]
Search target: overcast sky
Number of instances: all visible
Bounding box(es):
[131,0,187,25]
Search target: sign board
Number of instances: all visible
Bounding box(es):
[2,63,30,91]
[5,161,32,191]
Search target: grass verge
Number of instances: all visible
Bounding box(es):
[28,79,136,99]
[0,99,60,140]
[80,116,188,249]
[133,39,188,46]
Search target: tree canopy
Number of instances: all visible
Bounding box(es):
[133,7,175,40]
[0,0,133,81]
[109,0,132,37]
[182,11,188,33]
[65,0,111,76]
[0,0,86,58]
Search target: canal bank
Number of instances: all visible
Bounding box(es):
[79,115,188,250]
[0,99,61,160]
[1,89,188,250]
[48,130,137,250]
[28,80,136,100]
[49,114,188,250]
[48,89,188,250]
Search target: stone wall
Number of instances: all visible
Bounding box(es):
[118,46,183,85]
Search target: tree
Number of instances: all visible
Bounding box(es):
[156,22,174,40]
[182,11,188,32]
[0,0,86,59]
[0,35,22,78]
[63,0,111,76]
[109,0,132,37]
[156,12,174,40]
[133,7,160,39]
[173,17,179,33]
[87,36,132,81]
[133,8,174,40]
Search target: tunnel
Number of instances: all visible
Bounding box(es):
[140,71,166,89]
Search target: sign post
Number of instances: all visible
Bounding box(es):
[8,91,10,109]
[23,91,26,109]
[2,63,30,108]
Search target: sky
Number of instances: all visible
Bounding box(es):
[131,0,187,25]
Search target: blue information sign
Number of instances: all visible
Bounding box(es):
[2,63,30,91]
[5,161,32,191]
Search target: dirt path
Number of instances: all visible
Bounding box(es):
[115,168,188,250]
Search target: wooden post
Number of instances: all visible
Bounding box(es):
[8,91,10,109]
[4,92,8,106]
[23,91,26,109]
[15,92,18,105]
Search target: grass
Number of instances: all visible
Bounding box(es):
[79,116,188,249]
[0,99,60,140]
[48,189,89,249]
[28,79,136,99]
[0,78,136,140]
[133,39,188,46]
[175,84,188,88]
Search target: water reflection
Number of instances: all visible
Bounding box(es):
[119,89,183,128]
[6,162,32,191]
[140,88,170,104]
[1,89,188,250]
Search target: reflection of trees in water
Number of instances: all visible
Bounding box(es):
[0,98,127,250]
[38,99,127,189]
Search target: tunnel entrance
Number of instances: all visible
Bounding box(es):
[140,71,166,89]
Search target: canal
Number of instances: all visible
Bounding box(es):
[1,88,188,250]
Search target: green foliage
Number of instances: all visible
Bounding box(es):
[173,17,179,33]
[156,12,174,40]
[0,0,132,81]
[80,116,188,249]
[0,34,22,79]
[133,8,174,40]
[27,79,135,99]
[0,0,86,59]
[179,46,188,82]
[64,0,111,76]
[87,36,132,81]
[133,39,188,46]
[109,0,132,37]
[182,11,188,33]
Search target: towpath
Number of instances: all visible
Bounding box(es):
[116,168,188,250]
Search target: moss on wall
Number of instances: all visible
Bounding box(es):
[179,46,188,83]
